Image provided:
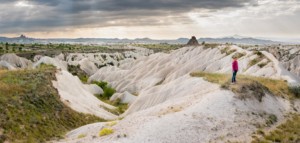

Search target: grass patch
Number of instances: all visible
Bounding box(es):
[253,114,300,143]
[265,114,278,126]
[190,72,228,85]
[98,97,128,115]
[203,43,219,49]
[92,81,116,100]
[190,71,294,99]
[67,65,89,83]
[220,46,237,56]
[133,44,184,53]
[106,121,117,127]
[249,50,269,67]
[289,86,300,98]
[0,65,104,143]
[249,58,260,67]
[77,134,86,139]
[99,128,114,137]
[258,62,268,68]
[92,81,128,115]
[220,46,230,54]
[232,52,246,59]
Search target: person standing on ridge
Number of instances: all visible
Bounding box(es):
[232,57,238,84]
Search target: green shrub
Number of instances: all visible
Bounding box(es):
[103,86,116,99]
[99,128,114,136]
[93,81,108,89]
[254,50,263,57]
[258,62,268,68]
[266,114,277,126]
[249,58,259,67]
[67,65,88,83]
[93,81,116,99]
[289,86,300,98]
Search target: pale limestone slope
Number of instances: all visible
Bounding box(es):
[52,70,117,120]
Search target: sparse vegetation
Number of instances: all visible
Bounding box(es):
[258,62,268,68]
[289,86,300,98]
[190,72,228,85]
[227,49,237,55]
[92,81,128,115]
[106,121,117,127]
[93,81,116,100]
[221,47,229,54]
[265,114,277,126]
[0,42,132,59]
[134,43,184,53]
[253,114,300,143]
[248,50,269,67]
[98,97,128,115]
[249,58,259,67]
[99,128,114,137]
[0,65,103,143]
[203,43,219,49]
[190,71,294,99]
[77,134,86,139]
[67,65,89,83]
[232,52,246,59]
[220,46,237,55]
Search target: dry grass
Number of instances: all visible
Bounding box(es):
[203,43,219,49]
[232,52,246,59]
[190,71,293,99]
[190,72,229,85]
[252,114,300,143]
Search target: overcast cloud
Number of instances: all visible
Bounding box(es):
[0,0,299,39]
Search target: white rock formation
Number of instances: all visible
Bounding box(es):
[59,77,290,143]
[0,61,16,70]
[110,91,137,105]
[84,84,103,95]
[52,70,117,120]
[89,45,300,95]
[33,56,68,70]
[78,58,99,76]
[46,45,299,143]
[0,53,32,68]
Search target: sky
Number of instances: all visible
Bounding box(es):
[0,0,299,39]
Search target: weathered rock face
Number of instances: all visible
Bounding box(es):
[267,45,300,78]
[0,53,32,68]
[187,36,199,46]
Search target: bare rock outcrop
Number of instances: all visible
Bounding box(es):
[186,36,199,46]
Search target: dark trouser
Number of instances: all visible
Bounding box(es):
[232,70,238,83]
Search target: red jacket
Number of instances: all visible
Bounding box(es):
[232,60,238,71]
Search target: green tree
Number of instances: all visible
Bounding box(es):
[5,42,9,51]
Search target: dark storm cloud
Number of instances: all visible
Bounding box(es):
[0,0,255,33]
[29,0,254,13]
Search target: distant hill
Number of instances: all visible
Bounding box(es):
[198,37,280,45]
[0,35,284,45]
